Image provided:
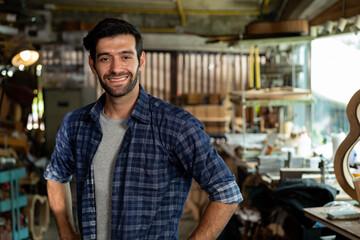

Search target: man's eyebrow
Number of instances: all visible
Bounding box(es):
[121,50,135,55]
[96,50,135,59]
[96,52,110,58]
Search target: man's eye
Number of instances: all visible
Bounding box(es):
[99,57,110,62]
[123,56,132,60]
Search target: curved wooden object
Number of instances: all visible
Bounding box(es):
[23,194,50,240]
[334,89,360,201]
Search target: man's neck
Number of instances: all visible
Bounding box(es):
[103,85,139,119]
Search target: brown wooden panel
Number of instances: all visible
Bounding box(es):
[310,0,360,25]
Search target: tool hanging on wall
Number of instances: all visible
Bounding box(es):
[254,46,261,89]
[248,45,254,89]
[248,45,261,89]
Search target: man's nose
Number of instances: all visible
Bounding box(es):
[110,57,123,72]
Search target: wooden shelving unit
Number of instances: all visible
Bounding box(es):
[0,137,28,155]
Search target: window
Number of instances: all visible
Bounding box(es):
[311,33,360,144]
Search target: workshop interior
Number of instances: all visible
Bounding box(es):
[1,0,360,239]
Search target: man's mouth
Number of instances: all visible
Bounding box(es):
[109,75,128,82]
[106,73,131,82]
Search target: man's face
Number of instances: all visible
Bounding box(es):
[89,34,145,97]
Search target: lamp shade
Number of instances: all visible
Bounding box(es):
[11,44,39,67]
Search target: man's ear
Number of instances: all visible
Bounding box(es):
[88,55,97,75]
[139,51,146,72]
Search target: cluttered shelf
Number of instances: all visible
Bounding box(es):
[230,87,315,107]
[0,136,28,155]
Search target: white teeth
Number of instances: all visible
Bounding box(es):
[109,76,128,81]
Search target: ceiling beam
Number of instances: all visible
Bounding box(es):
[277,0,339,21]
[310,0,360,26]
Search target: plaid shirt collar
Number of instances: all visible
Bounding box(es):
[89,84,150,127]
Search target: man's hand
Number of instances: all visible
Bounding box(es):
[189,201,238,240]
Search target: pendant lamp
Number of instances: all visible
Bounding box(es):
[11,44,39,67]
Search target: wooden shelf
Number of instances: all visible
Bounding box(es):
[197,116,231,122]
[234,98,315,107]
[261,64,303,74]
[0,136,29,154]
[230,87,315,107]
[231,87,311,100]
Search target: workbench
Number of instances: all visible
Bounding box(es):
[304,206,360,240]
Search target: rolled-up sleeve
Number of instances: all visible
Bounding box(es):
[174,119,242,204]
[206,180,242,203]
[44,113,76,183]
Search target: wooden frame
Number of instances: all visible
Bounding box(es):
[334,89,360,201]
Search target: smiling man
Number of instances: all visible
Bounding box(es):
[44,18,242,240]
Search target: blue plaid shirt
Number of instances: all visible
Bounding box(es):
[44,85,242,240]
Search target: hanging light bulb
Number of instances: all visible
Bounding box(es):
[11,44,39,67]
[18,64,25,71]
[20,50,31,61]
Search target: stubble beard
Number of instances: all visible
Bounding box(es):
[98,68,139,98]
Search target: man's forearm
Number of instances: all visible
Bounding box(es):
[189,201,238,240]
[47,180,81,240]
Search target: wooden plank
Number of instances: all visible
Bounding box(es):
[203,54,208,94]
[219,55,223,94]
[177,53,183,95]
[188,53,192,93]
[310,0,360,25]
[208,54,213,93]
[165,53,171,102]
[183,53,187,93]
[157,52,161,99]
[234,55,240,91]
[194,53,198,93]
[145,52,151,93]
[150,52,155,95]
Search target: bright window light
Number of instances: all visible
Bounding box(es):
[312,33,360,104]
[311,33,360,137]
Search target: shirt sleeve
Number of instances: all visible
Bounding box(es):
[44,112,76,183]
[174,119,243,204]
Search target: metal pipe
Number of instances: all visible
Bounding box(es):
[176,0,186,27]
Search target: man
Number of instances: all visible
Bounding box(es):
[44,18,242,240]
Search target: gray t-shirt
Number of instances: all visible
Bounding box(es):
[92,110,128,240]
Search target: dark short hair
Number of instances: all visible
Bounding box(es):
[83,18,143,62]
